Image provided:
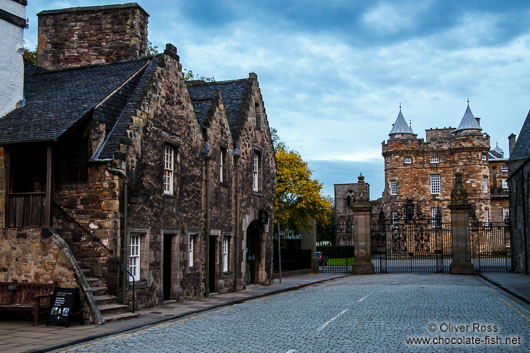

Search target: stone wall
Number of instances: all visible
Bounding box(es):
[203,94,236,293]
[508,158,530,274]
[235,74,276,287]
[121,52,205,306]
[0,228,77,286]
[37,3,148,70]
[53,164,121,293]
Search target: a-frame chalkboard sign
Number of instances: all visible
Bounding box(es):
[46,287,84,327]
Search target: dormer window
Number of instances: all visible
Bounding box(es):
[404,157,412,164]
[430,156,439,164]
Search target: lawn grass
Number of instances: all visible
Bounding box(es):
[325,257,355,266]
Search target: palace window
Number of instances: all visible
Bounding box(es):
[390,180,397,195]
[483,176,488,193]
[222,237,230,273]
[163,145,174,195]
[404,157,412,164]
[252,152,261,192]
[392,211,399,228]
[430,175,440,194]
[501,165,508,172]
[481,154,487,161]
[503,208,510,224]
[431,208,442,228]
[484,208,489,225]
[129,234,141,281]
[501,178,508,190]
[430,156,439,164]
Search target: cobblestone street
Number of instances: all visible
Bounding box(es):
[53,274,530,353]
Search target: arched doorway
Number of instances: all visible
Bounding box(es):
[246,220,261,284]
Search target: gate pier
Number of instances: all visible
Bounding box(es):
[351,175,374,275]
[449,172,475,274]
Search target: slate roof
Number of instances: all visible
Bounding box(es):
[0,57,150,146]
[510,110,530,161]
[389,109,414,136]
[455,104,481,132]
[187,79,249,136]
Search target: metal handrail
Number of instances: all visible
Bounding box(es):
[53,202,135,313]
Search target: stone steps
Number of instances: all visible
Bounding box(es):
[94,294,118,306]
[79,267,137,324]
[99,303,130,316]
[102,312,139,323]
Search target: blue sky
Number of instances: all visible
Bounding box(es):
[24,0,530,199]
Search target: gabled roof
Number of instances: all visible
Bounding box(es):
[187,79,249,137]
[455,103,481,132]
[0,57,151,146]
[510,110,530,161]
[389,109,414,136]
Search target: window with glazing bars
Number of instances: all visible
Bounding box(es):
[129,234,140,281]
[430,175,440,194]
[188,235,194,267]
[483,176,488,193]
[163,146,174,194]
[253,153,260,192]
[431,208,442,228]
[390,180,397,195]
[430,156,439,164]
[222,237,229,272]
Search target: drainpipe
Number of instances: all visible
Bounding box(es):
[203,141,211,296]
[232,147,240,292]
[108,167,128,303]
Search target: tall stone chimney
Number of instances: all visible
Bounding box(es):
[508,133,516,157]
[37,3,149,70]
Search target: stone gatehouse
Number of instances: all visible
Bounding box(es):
[0,2,275,323]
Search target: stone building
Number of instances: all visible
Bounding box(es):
[375,103,509,226]
[0,0,26,118]
[0,2,275,323]
[508,110,530,275]
[333,183,355,245]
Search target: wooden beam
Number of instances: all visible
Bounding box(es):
[45,147,52,228]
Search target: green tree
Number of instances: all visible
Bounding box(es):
[22,46,37,65]
[274,132,331,236]
[183,69,215,82]
[146,41,159,56]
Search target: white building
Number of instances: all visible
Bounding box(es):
[0,0,27,118]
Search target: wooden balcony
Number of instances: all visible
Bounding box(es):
[7,192,47,228]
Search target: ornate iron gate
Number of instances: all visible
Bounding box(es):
[470,221,511,272]
[371,216,452,273]
[371,209,511,273]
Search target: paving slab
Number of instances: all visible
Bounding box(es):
[479,272,530,304]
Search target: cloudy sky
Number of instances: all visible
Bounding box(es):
[25,0,530,199]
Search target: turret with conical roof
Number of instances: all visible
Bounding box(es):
[453,101,482,135]
[389,107,416,139]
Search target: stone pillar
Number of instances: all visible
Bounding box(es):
[449,172,475,274]
[351,174,374,275]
